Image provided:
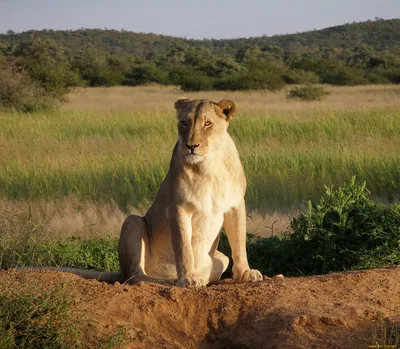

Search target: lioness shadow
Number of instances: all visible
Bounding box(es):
[198,310,370,349]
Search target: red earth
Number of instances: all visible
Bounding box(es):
[1,267,400,348]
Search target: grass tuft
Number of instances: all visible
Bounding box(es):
[0,284,79,349]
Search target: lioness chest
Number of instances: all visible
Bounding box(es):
[177,153,244,236]
[178,164,243,264]
[180,169,239,215]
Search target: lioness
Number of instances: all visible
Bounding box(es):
[118,98,262,287]
[20,98,262,287]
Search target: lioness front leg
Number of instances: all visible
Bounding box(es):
[168,206,206,287]
[223,200,262,282]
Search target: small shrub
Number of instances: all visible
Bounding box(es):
[287,85,329,101]
[289,177,400,275]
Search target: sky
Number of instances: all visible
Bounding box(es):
[0,0,399,39]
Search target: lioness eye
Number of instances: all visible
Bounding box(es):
[204,121,212,127]
[180,120,188,127]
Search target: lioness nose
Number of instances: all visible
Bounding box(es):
[186,143,200,151]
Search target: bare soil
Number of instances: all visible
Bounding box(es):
[2,267,400,349]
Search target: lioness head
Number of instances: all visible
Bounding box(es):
[174,98,237,163]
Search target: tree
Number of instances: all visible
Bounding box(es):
[235,45,262,63]
[72,45,109,86]
[0,58,57,112]
[14,38,80,98]
[347,44,376,69]
[123,62,168,86]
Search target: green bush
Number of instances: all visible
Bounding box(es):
[14,38,81,98]
[364,71,391,84]
[123,63,169,86]
[0,60,59,112]
[289,177,400,274]
[214,61,285,91]
[221,178,400,277]
[287,85,330,101]
[384,67,400,83]
[289,57,341,77]
[94,69,125,86]
[321,66,368,85]
[283,69,320,84]
[169,67,213,91]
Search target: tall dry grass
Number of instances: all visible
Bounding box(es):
[1,84,400,237]
[63,84,400,112]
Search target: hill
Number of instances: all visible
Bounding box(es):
[213,18,400,55]
[1,18,400,57]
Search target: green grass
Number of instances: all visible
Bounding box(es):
[0,284,79,349]
[2,178,399,277]
[1,106,400,212]
[0,211,119,270]
[0,282,128,349]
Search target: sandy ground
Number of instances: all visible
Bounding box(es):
[2,267,400,348]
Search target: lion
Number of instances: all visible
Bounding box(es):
[117,98,262,287]
[21,98,262,287]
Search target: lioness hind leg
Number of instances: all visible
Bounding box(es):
[118,215,174,285]
[118,215,148,283]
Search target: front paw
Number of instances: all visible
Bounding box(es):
[236,269,263,283]
[176,276,206,288]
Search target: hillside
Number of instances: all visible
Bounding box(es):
[214,18,400,55]
[1,18,399,99]
[1,18,400,57]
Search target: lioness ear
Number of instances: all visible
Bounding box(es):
[174,97,191,113]
[217,99,237,121]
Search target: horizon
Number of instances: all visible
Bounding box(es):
[1,17,400,41]
[0,0,399,40]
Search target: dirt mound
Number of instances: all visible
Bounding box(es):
[2,267,400,348]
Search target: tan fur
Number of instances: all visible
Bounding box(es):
[118,98,262,287]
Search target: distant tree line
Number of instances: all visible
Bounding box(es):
[0,19,400,111]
